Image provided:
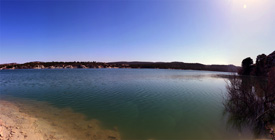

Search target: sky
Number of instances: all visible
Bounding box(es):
[0,0,274,66]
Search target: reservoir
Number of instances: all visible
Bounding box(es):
[0,69,270,139]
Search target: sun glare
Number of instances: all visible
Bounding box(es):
[243,4,247,8]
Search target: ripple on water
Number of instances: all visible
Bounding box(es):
[0,69,258,140]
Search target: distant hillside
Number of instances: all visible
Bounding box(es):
[0,61,240,72]
[108,62,239,72]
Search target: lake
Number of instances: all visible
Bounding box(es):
[0,69,267,139]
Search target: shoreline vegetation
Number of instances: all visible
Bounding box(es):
[0,61,239,72]
[225,51,275,139]
[0,95,121,140]
[224,70,275,139]
[238,51,275,76]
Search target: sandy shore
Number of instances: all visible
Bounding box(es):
[0,96,120,140]
[1,95,274,140]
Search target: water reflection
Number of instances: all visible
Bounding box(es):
[224,70,275,139]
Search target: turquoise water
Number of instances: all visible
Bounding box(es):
[0,69,254,139]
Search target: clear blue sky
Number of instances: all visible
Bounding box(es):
[0,0,274,66]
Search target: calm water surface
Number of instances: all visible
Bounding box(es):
[0,69,256,139]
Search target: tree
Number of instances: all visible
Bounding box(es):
[224,74,275,139]
[240,57,253,75]
[256,54,267,76]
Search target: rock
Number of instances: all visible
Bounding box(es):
[49,135,54,139]
[108,136,116,139]
[87,124,93,128]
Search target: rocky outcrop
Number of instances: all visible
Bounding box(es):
[239,51,275,76]
[266,51,275,69]
[64,65,74,69]
[48,66,56,69]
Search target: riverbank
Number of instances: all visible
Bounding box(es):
[0,96,120,140]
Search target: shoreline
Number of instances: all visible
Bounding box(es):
[0,61,239,72]
[0,96,120,140]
